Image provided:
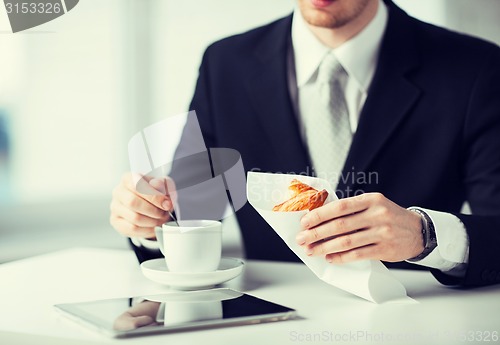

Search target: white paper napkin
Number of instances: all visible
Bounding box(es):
[247,172,414,304]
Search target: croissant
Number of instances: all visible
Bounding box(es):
[288,179,315,196]
[273,179,328,212]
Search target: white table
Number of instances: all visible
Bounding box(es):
[1,248,499,345]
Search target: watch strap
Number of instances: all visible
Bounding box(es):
[407,207,437,262]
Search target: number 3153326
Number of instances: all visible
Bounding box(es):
[5,2,62,14]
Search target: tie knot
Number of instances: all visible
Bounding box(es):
[317,53,346,85]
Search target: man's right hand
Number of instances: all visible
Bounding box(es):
[110,173,173,239]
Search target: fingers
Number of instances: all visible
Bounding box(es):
[295,192,425,263]
[150,176,178,206]
[110,173,173,239]
[130,315,156,328]
[149,178,167,195]
[109,215,157,238]
[110,198,168,228]
[123,174,173,211]
[114,314,155,331]
[301,193,371,229]
[296,211,370,245]
[303,228,376,257]
[113,185,167,218]
[325,244,378,264]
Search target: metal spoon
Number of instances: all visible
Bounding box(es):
[167,210,179,226]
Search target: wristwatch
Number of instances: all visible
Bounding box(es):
[407,207,437,262]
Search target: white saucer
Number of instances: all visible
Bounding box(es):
[140,257,245,290]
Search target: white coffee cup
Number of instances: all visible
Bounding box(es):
[155,220,222,273]
[159,300,223,325]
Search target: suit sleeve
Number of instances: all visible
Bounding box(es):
[128,238,162,264]
[431,47,500,286]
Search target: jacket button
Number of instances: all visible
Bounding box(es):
[489,271,497,281]
[496,272,500,281]
[482,269,490,281]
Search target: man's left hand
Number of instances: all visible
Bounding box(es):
[296,193,424,263]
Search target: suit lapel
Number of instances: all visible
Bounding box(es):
[243,6,422,189]
[245,15,311,170]
[340,4,422,193]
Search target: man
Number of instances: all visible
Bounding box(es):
[110,0,500,287]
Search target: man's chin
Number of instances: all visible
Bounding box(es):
[301,10,347,29]
[299,0,373,29]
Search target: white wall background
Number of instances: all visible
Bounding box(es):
[0,0,130,204]
[395,0,500,45]
[0,1,132,261]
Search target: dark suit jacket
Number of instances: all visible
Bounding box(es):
[131,0,500,287]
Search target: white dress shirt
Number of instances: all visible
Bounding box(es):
[290,0,469,273]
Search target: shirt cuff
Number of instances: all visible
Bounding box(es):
[131,237,161,251]
[405,208,469,272]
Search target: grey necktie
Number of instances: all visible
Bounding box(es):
[303,52,352,188]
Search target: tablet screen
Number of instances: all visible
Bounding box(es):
[55,289,296,337]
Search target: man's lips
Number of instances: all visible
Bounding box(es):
[310,0,336,9]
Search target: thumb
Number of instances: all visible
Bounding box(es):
[132,176,171,211]
[149,178,167,195]
[148,177,175,211]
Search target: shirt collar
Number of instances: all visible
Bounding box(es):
[292,0,388,93]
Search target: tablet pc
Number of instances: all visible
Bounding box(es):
[54,288,296,338]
